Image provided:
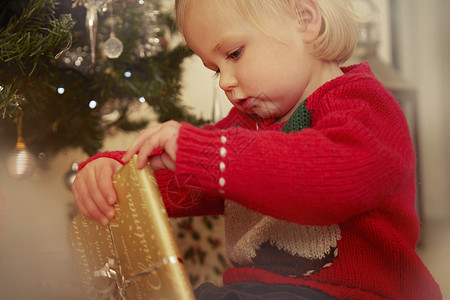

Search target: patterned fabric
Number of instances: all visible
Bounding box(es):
[224,200,341,278]
[170,216,230,288]
[281,99,311,133]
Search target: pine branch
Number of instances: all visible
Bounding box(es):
[0,84,27,119]
[0,0,204,158]
[0,0,75,76]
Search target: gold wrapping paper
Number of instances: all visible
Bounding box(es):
[69,155,195,300]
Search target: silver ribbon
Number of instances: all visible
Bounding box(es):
[89,226,183,300]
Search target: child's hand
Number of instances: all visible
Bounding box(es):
[122,120,181,171]
[72,157,122,225]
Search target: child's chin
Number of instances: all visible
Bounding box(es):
[252,110,279,120]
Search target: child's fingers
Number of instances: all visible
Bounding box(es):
[73,176,109,225]
[98,172,117,206]
[97,159,121,206]
[72,185,94,219]
[149,152,176,171]
[123,126,160,162]
[72,159,120,225]
[122,140,142,163]
[91,161,122,221]
[78,195,108,225]
[136,122,180,169]
[88,180,115,221]
[135,135,160,169]
[123,121,180,164]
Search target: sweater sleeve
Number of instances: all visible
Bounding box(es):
[157,110,245,217]
[76,110,245,218]
[77,150,225,218]
[174,77,415,226]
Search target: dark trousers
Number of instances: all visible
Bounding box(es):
[194,282,338,300]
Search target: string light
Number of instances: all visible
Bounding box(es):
[124,71,132,78]
[89,100,97,109]
[57,87,65,94]
[74,56,83,66]
[139,97,146,103]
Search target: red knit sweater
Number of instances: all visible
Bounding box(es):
[80,63,441,299]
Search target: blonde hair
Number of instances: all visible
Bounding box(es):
[175,0,361,64]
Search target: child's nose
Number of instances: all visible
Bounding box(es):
[219,71,238,91]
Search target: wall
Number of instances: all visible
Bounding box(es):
[395,0,450,221]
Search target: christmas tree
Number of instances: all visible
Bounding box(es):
[0,1,230,284]
[0,0,200,159]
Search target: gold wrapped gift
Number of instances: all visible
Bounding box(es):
[69,155,195,300]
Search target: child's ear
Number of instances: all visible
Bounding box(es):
[295,0,322,43]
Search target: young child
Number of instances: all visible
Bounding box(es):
[72,0,442,299]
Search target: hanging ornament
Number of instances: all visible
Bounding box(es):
[103,32,123,59]
[85,0,98,64]
[103,3,123,59]
[64,162,79,190]
[5,115,37,180]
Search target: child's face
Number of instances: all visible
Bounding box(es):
[182,2,328,123]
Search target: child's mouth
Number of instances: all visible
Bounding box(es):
[236,97,253,110]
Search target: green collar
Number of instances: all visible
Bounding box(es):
[281,99,311,133]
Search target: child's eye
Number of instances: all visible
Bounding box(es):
[210,47,243,78]
[227,47,243,60]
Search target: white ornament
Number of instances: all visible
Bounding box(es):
[103,32,123,59]
[6,145,37,180]
[6,115,37,180]
[64,162,79,190]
